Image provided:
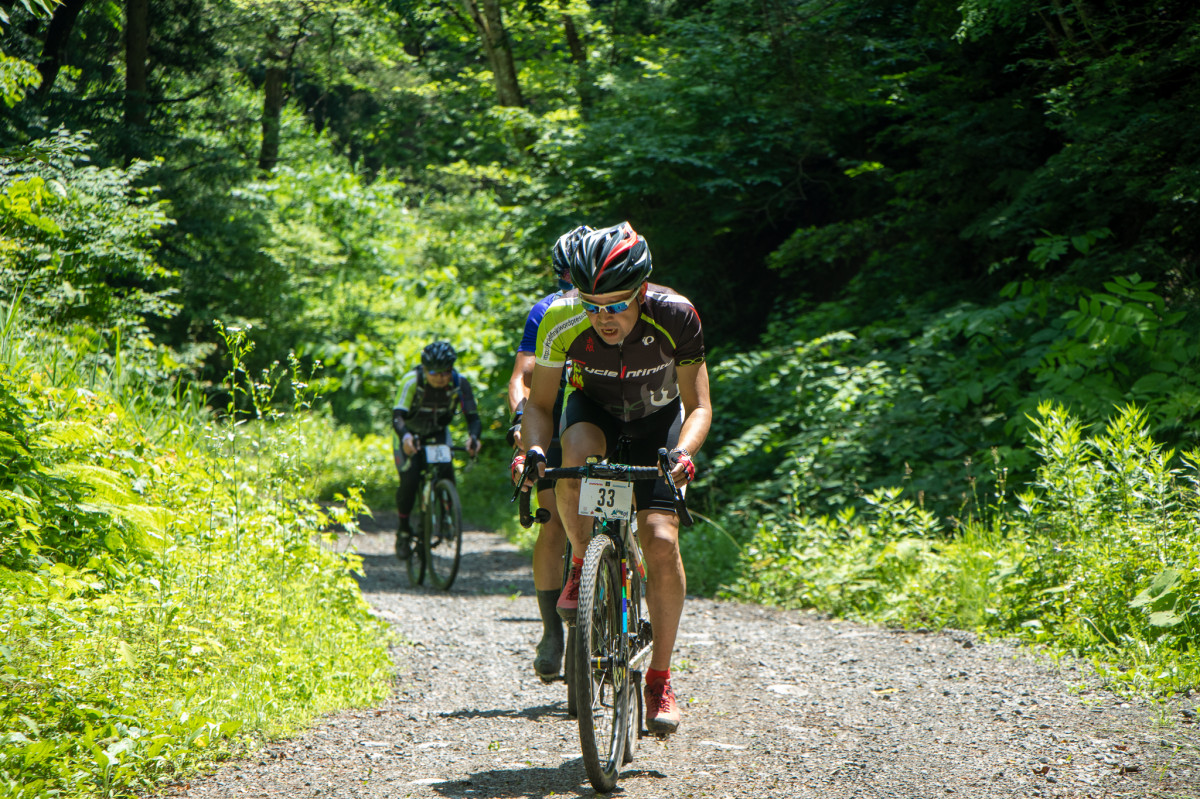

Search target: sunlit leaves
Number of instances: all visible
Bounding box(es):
[0,133,175,335]
[0,49,39,107]
[0,0,57,28]
[720,400,1200,691]
[0,318,391,797]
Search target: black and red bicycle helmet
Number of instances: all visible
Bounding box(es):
[570,222,653,295]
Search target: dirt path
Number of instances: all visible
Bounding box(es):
[167,519,1200,799]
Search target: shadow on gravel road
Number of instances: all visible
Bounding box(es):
[439,703,567,722]
[352,551,532,597]
[431,760,598,799]
[432,762,670,799]
[348,529,536,598]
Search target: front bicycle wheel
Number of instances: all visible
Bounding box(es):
[424,478,463,590]
[406,510,426,587]
[574,532,629,792]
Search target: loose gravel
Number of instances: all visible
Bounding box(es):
[165,517,1200,799]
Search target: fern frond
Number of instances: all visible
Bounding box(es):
[34,420,109,451]
[48,462,136,504]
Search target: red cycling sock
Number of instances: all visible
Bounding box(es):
[572,556,584,567]
[646,668,670,687]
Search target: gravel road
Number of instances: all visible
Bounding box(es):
[166,519,1200,799]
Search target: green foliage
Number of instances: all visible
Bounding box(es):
[0,50,38,109]
[722,402,1200,692]
[704,329,925,519]
[0,132,175,335]
[3,0,1200,728]
[998,403,1200,690]
[0,354,161,573]
[0,320,391,799]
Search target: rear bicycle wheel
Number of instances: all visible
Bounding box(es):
[425,479,463,590]
[574,532,629,792]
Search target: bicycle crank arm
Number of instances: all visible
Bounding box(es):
[629,644,653,672]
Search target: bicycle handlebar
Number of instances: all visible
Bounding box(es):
[408,437,477,456]
[512,448,693,529]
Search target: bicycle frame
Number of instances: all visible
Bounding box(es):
[514,444,691,791]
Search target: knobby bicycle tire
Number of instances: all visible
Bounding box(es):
[424,478,463,590]
[574,532,629,792]
[406,510,426,587]
[565,626,578,718]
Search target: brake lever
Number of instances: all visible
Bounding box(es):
[510,457,536,503]
[657,448,694,528]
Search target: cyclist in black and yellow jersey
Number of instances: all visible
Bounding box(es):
[519,222,711,735]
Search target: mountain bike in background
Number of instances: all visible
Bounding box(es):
[406,440,471,590]
[516,442,691,792]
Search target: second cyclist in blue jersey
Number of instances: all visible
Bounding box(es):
[506,224,591,683]
[520,221,712,736]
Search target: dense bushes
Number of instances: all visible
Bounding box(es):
[716,402,1200,692]
[0,322,391,799]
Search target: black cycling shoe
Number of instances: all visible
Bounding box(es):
[533,635,564,683]
[394,530,412,561]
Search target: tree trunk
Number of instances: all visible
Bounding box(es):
[124,0,149,128]
[561,11,585,66]
[35,0,88,97]
[461,0,524,108]
[259,64,284,171]
[558,1,591,116]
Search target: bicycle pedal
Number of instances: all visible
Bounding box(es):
[638,727,670,740]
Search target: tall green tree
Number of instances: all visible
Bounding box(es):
[462,0,524,107]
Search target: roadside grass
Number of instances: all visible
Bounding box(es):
[0,323,392,799]
[713,401,1200,696]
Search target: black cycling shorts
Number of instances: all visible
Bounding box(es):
[561,391,683,514]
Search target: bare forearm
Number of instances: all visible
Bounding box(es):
[507,353,534,416]
[522,401,553,454]
[676,361,711,456]
[677,407,711,455]
[507,374,526,416]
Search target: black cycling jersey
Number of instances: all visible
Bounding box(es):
[534,285,705,422]
[392,366,481,444]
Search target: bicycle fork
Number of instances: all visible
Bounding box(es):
[622,549,653,672]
